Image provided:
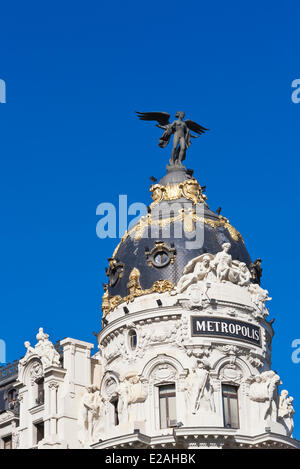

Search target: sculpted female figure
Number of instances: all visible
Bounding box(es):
[212,242,232,282]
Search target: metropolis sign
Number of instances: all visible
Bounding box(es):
[191,316,261,347]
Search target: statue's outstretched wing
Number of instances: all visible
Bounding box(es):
[185,119,209,135]
[136,111,170,126]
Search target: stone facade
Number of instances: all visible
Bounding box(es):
[0,245,298,449]
[0,166,298,449]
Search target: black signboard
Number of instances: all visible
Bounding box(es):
[191,316,261,347]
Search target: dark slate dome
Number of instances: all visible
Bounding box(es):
[105,166,252,298]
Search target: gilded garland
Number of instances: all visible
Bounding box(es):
[111,209,243,260]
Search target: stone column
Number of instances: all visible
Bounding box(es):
[49,381,59,436]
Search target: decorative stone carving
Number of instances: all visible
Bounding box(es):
[104,377,118,398]
[23,341,35,360]
[185,361,215,414]
[177,243,251,294]
[78,386,105,446]
[118,374,147,424]
[247,353,264,369]
[186,346,211,360]
[177,315,190,346]
[278,390,295,437]
[103,316,189,365]
[150,363,177,383]
[34,328,60,368]
[248,283,271,318]
[29,360,43,385]
[177,254,214,293]
[249,370,281,422]
[48,381,59,389]
[217,344,241,366]
[19,328,61,379]
[213,243,250,285]
[102,333,124,362]
[219,363,243,384]
[216,344,263,373]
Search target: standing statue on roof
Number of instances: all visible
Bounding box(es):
[136,111,209,167]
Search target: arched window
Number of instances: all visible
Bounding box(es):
[7,389,17,411]
[36,378,44,405]
[7,389,17,403]
[128,329,137,350]
[110,397,119,426]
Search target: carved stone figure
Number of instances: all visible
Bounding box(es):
[117,379,130,423]
[211,243,251,285]
[238,262,252,286]
[212,242,233,282]
[29,360,43,384]
[34,328,60,368]
[23,341,35,358]
[177,243,251,294]
[136,111,209,166]
[19,328,61,377]
[78,386,104,445]
[248,283,271,316]
[249,370,281,422]
[177,254,214,293]
[118,374,147,424]
[187,361,215,414]
[279,390,295,437]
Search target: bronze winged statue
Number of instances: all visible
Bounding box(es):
[136,111,209,167]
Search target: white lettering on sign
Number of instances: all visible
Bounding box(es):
[192,317,261,346]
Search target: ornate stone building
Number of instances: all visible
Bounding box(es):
[0,162,298,449]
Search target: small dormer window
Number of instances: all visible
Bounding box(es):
[7,389,16,403]
[128,329,137,350]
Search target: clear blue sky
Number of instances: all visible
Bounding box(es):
[1,1,299,437]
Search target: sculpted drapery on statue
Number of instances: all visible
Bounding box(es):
[136,111,209,166]
[176,242,252,294]
[249,370,281,422]
[185,361,215,415]
[78,386,105,446]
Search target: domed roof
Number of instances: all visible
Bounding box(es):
[103,166,252,304]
